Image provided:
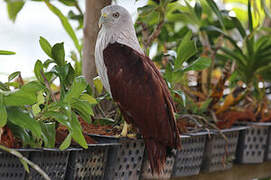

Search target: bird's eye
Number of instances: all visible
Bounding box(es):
[112,12,120,18]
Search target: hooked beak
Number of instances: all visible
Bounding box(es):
[98,13,108,28]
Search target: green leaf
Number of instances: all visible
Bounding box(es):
[64,76,87,103]
[19,159,29,173]
[43,111,71,128]
[79,94,97,104]
[0,50,16,55]
[182,57,212,72]
[4,81,44,106]
[199,98,212,113]
[43,0,81,54]
[93,76,103,95]
[52,43,65,66]
[248,0,253,33]
[206,0,225,30]
[230,17,246,38]
[0,94,7,128]
[8,71,20,82]
[39,36,52,58]
[70,112,87,148]
[59,132,72,150]
[7,107,41,138]
[58,0,76,6]
[34,60,44,83]
[194,2,202,19]
[6,0,25,22]
[176,31,197,69]
[40,122,56,148]
[71,99,93,123]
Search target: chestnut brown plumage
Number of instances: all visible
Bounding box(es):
[95,5,181,174]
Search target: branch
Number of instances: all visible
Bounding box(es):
[0,145,50,180]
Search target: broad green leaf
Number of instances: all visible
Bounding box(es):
[6,0,25,22]
[59,132,72,150]
[0,50,16,55]
[39,36,52,58]
[93,76,103,95]
[4,81,44,106]
[40,122,56,148]
[0,94,7,127]
[176,31,197,69]
[64,76,87,103]
[79,94,97,104]
[70,112,87,148]
[43,111,71,128]
[194,2,202,19]
[34,60,44,83]
[7,107,41,138]
[206,0,225,30]
[43,0,81,54]
[71,99,93,123]
[8,71,20,82]
[182,57,212,72]
[52,43,65,66]
[32,91,45,115]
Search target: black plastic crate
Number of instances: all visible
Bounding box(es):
[265,126,271,161]
[236,123,269,163]
[0,149,30,180]
[140,151,175,179]
[26,148,70,180]
[89,135,145,180]
[65,144,112,180]
[172,133,206,177]
[201,127,242,172]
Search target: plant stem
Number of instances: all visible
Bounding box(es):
[0,145,50,180]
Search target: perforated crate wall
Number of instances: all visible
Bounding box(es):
[265,127,271,161]
[0,150,29,180]
[103,139,145,180]
[172,134,206,177]
[140,152,175,179]
[236,126,268,163]
[65,146,108,180]
[26,149,70,180]
[201,129,239,172]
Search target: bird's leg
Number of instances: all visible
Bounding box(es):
[118,121,137,138]
[120,121,128,137]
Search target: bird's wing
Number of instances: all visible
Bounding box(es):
[103,42,181,173]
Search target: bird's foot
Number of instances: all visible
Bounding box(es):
[115,121,137,139]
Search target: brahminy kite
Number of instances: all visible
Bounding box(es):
[95,5,181,174]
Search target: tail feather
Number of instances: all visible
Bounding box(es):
[144,139,167,174]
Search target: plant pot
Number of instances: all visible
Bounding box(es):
[235,122,270,163]
[201,127,243,172]
[171,132,207,177]
[89,135,145,180]
[0,149,30,180]
[140,148,176,179]
[26,148,70,180]
[65,143,115,180]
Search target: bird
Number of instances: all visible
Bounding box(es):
[95,5,181,174]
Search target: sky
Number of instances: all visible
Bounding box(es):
[0,0,147,82]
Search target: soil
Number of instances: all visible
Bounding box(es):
[0,126,21,148]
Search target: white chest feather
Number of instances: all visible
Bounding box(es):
[95,27,143,96]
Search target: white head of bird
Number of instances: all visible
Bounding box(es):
[96,5,143,54]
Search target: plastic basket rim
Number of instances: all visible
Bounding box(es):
[0,143,120,152]
[236,121,271,127]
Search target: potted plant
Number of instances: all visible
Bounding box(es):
[0,37,115,179]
